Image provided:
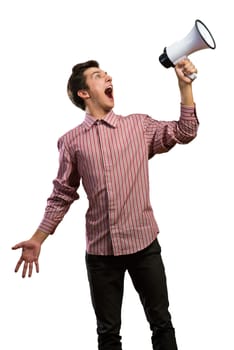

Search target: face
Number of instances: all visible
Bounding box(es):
[79,67,114,117]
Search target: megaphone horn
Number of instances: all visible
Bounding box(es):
[159,19,216,80]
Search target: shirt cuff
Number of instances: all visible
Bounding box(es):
[180,103,198,121]
[37,217,58,235]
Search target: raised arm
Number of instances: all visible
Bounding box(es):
[174,58,197,106]
[144,58,199,157]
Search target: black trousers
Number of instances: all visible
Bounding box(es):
[85,239,178,350]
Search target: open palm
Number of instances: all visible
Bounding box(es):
[12,240,41,278]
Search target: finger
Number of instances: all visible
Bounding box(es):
[177,69,191,82]
[176,58,189,68]
[12,242,25,250]
[28,262,33,277]
[183,62,197,74]
[35,260,39,273]
[22,261,28,278]
[14,257,23,273]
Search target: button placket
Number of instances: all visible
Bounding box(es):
[96,122,115,236]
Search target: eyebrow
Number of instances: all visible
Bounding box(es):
[91,69,103,76]
[91,69,108,78]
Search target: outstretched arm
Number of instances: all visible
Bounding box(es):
[12,230,49,278]
[12,136,80,278]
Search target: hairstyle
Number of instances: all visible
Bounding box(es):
[67,60,99,110]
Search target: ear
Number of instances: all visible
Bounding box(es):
[77,89,90,100]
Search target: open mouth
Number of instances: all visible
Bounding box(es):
[105,86,113,99]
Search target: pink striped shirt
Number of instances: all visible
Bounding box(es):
[38,105,199,255]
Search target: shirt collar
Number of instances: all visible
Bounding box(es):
[83,110,118,130]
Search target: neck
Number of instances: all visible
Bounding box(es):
[86,107,112,119]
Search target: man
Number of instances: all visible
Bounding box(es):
[12,59,199,350]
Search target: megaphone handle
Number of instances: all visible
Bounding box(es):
[185,72,197,81]
[174,56,197,81]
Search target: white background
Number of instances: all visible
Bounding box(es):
[1,1,233,349]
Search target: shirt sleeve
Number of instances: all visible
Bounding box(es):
[144,104,199,158]
[38,136,80,234]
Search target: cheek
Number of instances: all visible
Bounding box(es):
[92,87,104,99]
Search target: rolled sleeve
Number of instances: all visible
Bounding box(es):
[178,104,199,142]
[38,137,80,234]
[144,104,199,158]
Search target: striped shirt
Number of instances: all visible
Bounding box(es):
[38,105,199,255]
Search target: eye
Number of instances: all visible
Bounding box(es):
[94,72,105,79]
[93,71,106,79]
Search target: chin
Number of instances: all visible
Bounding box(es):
[105,107,113,114]
[107,102,114,110]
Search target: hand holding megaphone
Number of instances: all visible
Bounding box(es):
[159,19,216,80]
[174,58,198,84]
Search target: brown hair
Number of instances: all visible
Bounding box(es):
[67,60,99,110]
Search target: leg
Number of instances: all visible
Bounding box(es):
[128,239,178,350]
[86,253,126,350]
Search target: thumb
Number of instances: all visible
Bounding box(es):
[12,241,25,250]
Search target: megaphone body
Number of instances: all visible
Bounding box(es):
[159,19,216,80]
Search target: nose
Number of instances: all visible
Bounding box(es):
[105,72,112,82]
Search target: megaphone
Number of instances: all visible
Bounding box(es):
[159,19,216,80]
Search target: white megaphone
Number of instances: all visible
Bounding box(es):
[159,19,216,80]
